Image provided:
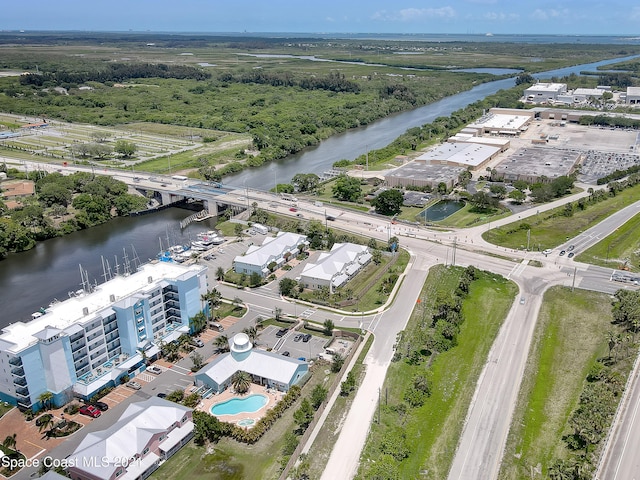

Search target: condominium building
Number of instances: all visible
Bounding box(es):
[233,231,308,277]
[0,262,207,410]
[67,396,193,480]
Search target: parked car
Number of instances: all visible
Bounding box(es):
[520,297,525,305]
[191,338,204,348]
[302,334,312,343]
[568,252,575,258]
[559,250,566,256]
[282,351,290,357]
[293,334,302,342]
[157,393,167,399]
[90,401,109,411]
[289,207,297,212]
[147,365,163,375]
[275,328,288,338]
[568,245,575,251]
[79,405,101,418]
[126,381,142,390]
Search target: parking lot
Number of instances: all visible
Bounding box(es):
[258,324,328,361]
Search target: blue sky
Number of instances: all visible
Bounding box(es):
[2,1,639,35]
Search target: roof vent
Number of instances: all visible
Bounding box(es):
[82,307,89,316]
[148,276,153,284]
[110,294,115,303]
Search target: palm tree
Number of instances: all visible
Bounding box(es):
[242,326,258,345]
[38,391,54,411]
[215,266,225,282]
[2,433,17,452]
[213,335,230,353]
[37,414,55,433]
[231,371,252,394]
[201,288,222,314]
[189,311,207,335]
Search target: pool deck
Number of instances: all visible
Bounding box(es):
[197,383,285,425]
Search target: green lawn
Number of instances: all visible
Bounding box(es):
[483,184,640,250]
[499,287,620,479]
[433,202,511,228]
[357,265,517,479]
[575,212,640,272]
[0,402,14,419]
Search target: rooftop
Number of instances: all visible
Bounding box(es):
[415,142,500,168]
[0,262,206,353]
[386,162,465,182]
[494,146,582,179]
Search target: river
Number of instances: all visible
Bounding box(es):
[225,54,640,189]
[1,53,638,327]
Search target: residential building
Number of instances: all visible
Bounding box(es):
[233,231,308,277]
[66,396,193,480]
[300,243,372,292]
[195,333,308,393]
[0,262,207,410]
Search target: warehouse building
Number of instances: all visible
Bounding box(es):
[626,86,640,105]
[385,162,465,190]
[523,83,567,103]
[492,147,582,183]
[414,142,501,170]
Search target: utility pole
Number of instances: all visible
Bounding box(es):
[452,236,457,266]
[571,266,577,291]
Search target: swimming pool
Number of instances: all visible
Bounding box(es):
[210,394,268,416]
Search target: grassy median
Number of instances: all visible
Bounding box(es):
[499,287,629,479]
[357,265,517,479]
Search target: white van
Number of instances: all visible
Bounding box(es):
[210,322,224,332]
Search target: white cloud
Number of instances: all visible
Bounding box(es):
[531,8,570,21]
[372,6,456,22]
[484,11,520,21]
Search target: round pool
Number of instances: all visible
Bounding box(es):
[210,394,268,416]
[237,418,255,427]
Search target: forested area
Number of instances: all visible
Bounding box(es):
[0,170,147,259]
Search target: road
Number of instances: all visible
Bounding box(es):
[6,158,640,479]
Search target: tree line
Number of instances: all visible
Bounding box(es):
[19,62,210,87]
[219,70,361,93]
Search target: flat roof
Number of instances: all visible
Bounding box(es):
[415,142,500,168]
[386,162,465,182]
[467,113,531,132]
[0,262,206,353]
[525,83,566,92]
[494,147,581,179]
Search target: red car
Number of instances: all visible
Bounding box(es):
[79,405,101,418]
[289,207,297,212]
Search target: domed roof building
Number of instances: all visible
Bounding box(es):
[194,333,308,394]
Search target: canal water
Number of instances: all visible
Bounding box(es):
[1,53,639,326]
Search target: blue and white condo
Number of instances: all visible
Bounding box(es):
[0,262,207,410]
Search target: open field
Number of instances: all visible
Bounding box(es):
[499,287,631,479]
[483,184,640,250]
[357,265,517,479]
[575,212,640,272]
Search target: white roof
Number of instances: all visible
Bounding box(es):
[68,397,192,480]
[234,232,307,269]
[627,86,640,96]
[197,345,306,386]
[416,142,500,168]
[301,243,371,282]
[525,82,566,93]
[573,88,604,96]
[0,262,205,353]
[467,113,531,131]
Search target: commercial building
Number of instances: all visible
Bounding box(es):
[556,87,605,104]
[414,142,501,170]
[300,243,372,292]
[626,86,640,105]
[66,396,193,480]
[233,231,308,277]
[0,262,207,410]
[194,333,308,393]
[492,147,582,183]
[465,108,534,135]
[523,83,567,103]
[385,162,465,190]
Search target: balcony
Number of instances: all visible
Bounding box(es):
[13,377,27,387]
[73,350,88,362]
[16,387,30,398]
[8,357,22,367]
[11,366,25,377]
